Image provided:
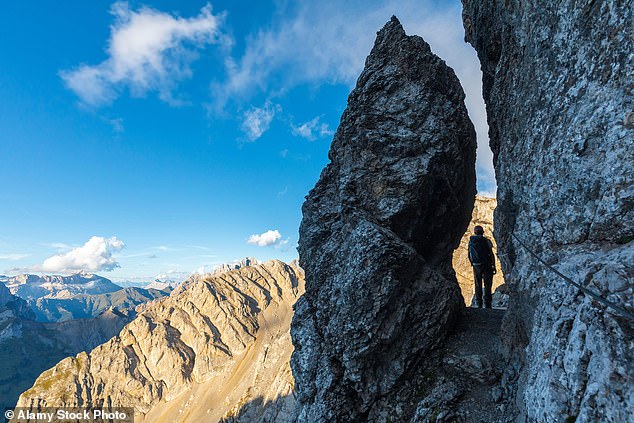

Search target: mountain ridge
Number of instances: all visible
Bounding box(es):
[17,259,304,422]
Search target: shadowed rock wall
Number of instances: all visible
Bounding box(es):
[291,16,476,422]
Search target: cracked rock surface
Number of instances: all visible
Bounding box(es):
[463,0,634,421]
[291,16,476,422]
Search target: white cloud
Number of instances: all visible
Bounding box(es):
[241,101,279,141]
[0,254,29,261]
[38,236,125,273]
[42,242,73,250]
[218,0,495,192]
[291,116,334,141]
[61,2,226,106]
[247,229,286,247]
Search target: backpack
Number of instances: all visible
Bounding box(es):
[468,235,493,266]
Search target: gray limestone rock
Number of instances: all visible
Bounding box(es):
[291,16,476,421]
[463,0,634,421]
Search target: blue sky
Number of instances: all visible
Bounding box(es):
[0,0,494,282]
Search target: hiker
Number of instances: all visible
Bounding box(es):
[468,225,497,308]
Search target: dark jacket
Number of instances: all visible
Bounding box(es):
[468,235,495,268]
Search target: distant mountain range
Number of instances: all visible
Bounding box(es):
[0,273,167,323]
[29,287,167,322]
[16,260,303,422]
[0,272,171,409]
[1,272,121,300]
[0,257,276,411]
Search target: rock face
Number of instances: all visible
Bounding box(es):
[452,195,504,305]
[291,17,476,422]
[18,260,304,423]
[0,282,13,307]
[463,1,634,421]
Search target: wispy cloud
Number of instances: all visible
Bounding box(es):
[217,0,495,191]
[184,244,214,251]
[277,186,289,197]
[0,254,29,261]
[104,117,125,133]
[291,116,334,141]
[36,236,125,273]
[247,229,288,247]
[61,2,227,106]
[241,101,279,141]
[42,242,73,250]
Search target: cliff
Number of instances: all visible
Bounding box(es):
[463,0,634,421]
[291,17,476,421]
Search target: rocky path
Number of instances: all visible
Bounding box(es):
[413,307,514,423]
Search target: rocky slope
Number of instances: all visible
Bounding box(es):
[291,17,476,422]
[17,260,304,423]
[29,287,167,322]
[2,273,121,300]
[0,281,130,410]
[463,1,634,421]
[452,195,504,305]
[411,308,507,422]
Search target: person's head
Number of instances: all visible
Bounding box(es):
[474,225,484,236]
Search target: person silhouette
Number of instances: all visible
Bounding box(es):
[468,225,497,308]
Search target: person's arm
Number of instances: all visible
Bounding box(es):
[487,238,496,274]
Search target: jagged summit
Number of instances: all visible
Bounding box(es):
[376,15,406,41]
[291,17,476,421]
[212,256,261,275]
